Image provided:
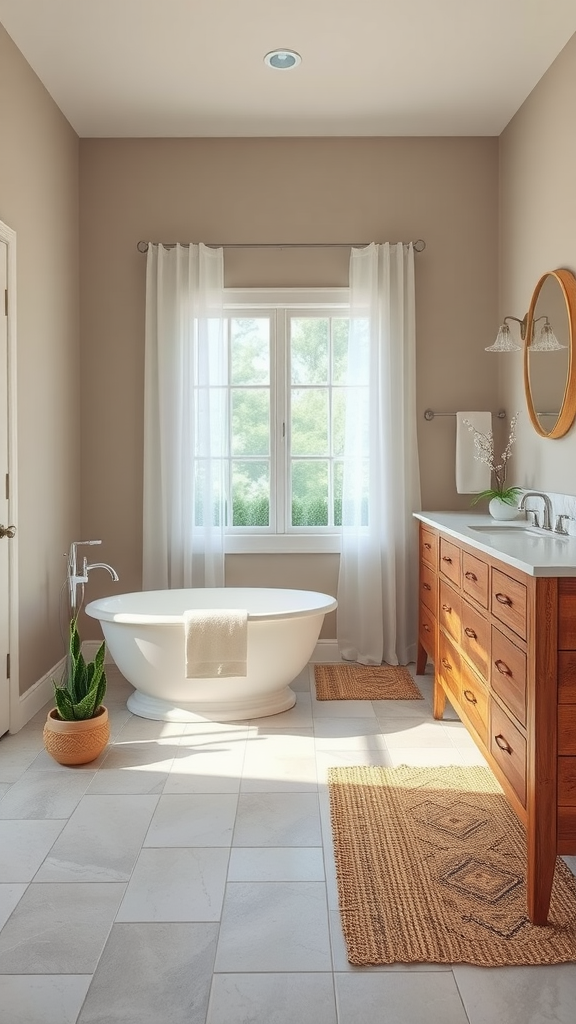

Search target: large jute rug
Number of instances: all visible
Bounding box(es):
[328,764,576,966]
[314,663,423,701]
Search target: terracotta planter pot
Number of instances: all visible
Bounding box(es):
[43,705,110,765]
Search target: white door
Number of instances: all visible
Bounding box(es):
[0,240,12,736]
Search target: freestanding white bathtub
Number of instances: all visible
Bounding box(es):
[85,588,337,722]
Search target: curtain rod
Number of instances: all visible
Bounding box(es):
[137,239,426,253]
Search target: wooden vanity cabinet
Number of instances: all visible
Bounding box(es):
[416,520,576,925]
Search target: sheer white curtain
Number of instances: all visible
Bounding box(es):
[142,243,227,590]
[337,242,421,665]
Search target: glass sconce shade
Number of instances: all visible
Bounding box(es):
[530,321,566,351]
[485,323,521,352]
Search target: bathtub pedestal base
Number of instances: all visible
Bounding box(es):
[126,686,297,722]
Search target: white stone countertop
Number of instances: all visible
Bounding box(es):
[414,511,576,577]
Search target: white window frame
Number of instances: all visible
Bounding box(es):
[223,287,349,554]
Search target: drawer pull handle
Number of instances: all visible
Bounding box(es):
[495,592,513,606]
[441,658,452,671]
[463,689,477,705]
[423,623,430,632]
[424,542,431,550]
[441,603,452,612]
[423,583,431,591]
[495,659,512,677]
[465,571,477,582]
[494,733,513,755]
[464,627,477,639]
[442,555,453,563]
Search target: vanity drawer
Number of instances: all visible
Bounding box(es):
[439,580,461,645]
[439,537,461,588]
[438,632,461,704]
[420,564,437,615]
[460,659,488,746]
[419,602,435,658]
[461,598,489,680]
[491,627,527,727]
[490,698,527,807]
[491,568,527,641]
[462,551,489,608]
[420,526,438,572]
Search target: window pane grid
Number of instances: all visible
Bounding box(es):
[213,305,349,533]
[287,314,349,529]
[226,314,273,529]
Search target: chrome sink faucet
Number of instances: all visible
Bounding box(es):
[519,492,553,531]
[68,540,119,615]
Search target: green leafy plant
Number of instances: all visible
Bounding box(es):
[53,617,107,721]
[465,412,522,506]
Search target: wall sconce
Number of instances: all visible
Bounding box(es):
[485,315,525,352]
[485,314,564,352]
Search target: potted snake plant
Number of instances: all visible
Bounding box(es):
[43,617,110,765]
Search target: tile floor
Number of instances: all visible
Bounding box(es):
[0,664,575,1023]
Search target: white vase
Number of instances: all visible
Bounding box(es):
[488,496,519,521]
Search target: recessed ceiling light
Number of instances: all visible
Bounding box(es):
[264,49,301,71]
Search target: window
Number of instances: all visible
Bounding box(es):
[224,288,349,553]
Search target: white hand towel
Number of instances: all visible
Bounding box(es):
[455,412,492,494]
[184,609,248,678]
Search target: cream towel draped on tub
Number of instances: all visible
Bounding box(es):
[455,411,492,494]
[184,609,248,678]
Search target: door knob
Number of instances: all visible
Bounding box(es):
[0,524,16,539]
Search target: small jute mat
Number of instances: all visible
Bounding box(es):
[314,663,423,701]
[328,764,576,966]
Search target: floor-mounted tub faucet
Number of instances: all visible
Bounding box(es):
[67,539,119,616]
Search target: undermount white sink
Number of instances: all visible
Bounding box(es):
[468,524,566,539]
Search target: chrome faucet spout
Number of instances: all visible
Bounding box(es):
[85,562,120,582]
[519,491,553,531]
[66,540,119,616]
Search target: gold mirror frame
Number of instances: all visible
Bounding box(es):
[524,268,576,439]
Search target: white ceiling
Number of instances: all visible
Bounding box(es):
[1,0,576,138]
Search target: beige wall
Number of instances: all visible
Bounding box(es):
[79,137,499,637]
[499,33,576,489]
[0,25,80,695]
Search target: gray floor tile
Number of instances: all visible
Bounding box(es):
[233,792,322,846]
[99,738,180,771]
[454,964,576,1024]
[215,881,331,972]
[0,975,92,1024]
[86,768,167,795]
[240,754,318,791]
[334,972,469,1023]
[0,748,46,783]
[34,795,159,881]
[164,746,245,793]
[207,973,337,1024]
[77,922,218,1024]
[0,882,125,973]
[0,770,94,818]
[228,847,325,882]
[144,793,238,846]
[0,819,65,882]
[0,883,27,929]
[116,847,229,921]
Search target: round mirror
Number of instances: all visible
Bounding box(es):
[524,268,576,438]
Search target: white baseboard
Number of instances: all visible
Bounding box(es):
[15,655,66,732]
[310,639,341,663]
